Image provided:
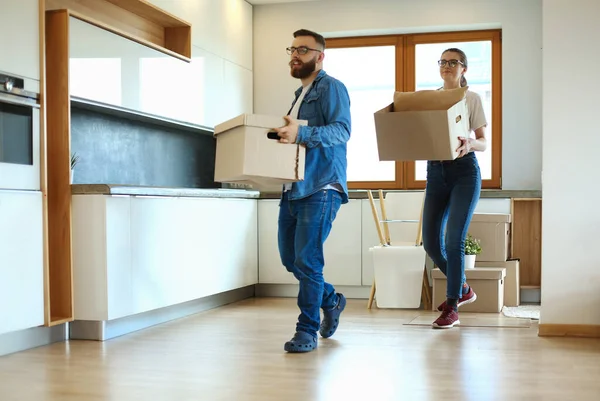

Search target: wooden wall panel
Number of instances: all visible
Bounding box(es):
[511,198,542,287]
[45,10,74,325]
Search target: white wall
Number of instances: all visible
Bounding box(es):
[253,0,542,190]
[540,0,600,326]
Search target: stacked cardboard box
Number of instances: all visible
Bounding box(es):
[432,213,519,312]
[432,267,506,312]
[470,213,520,307]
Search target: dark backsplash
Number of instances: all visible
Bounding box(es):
[70,103,219,188]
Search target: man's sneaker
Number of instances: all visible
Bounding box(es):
[432,305,460,329]
[284,331,318,353]
[319,293,346,338]
[437,286,477,311]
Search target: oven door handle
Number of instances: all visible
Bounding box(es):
[0,92,40,109]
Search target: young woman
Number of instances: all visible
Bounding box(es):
[423,48,488,329]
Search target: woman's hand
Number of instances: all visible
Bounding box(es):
[456,136,471,158]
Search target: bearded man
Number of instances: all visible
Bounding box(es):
[272,29,352,353]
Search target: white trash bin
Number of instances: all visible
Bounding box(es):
[370,244,427,309]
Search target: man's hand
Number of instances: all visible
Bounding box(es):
[273,115,300,144]
[456,136,472,158]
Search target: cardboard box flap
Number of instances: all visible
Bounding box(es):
[471,213,512,223]
[393,86,468,112]
[432,267,506,280]
[214,113,307,136]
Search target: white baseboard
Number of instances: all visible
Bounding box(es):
[0,324,68,357]
[255,284,373,299]
[70,285,255,341]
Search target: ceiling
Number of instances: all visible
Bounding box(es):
[246,0,320,5]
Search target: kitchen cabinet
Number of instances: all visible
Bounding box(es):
[257,199,362,286]
[71,195,258,321]
[0,190,44,335]
[0,0,40,85]
[67,0,253,128]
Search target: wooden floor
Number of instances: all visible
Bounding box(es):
[1,297,600,401]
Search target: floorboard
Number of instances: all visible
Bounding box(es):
[1,297,599,400]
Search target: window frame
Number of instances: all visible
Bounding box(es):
[325,29,502,190]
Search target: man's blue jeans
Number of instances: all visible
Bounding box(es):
[278,189,342,337]
[422,152,481,300]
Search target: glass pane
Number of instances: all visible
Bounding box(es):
[414,41,493,181]
[324,46,396,182]
[0,103,33,165]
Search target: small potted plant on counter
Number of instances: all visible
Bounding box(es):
[464,233,482,269]
[71,152,80,184]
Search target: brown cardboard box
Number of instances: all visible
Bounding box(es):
[373,86,469,161]
[432,267,506,313]
[467,213,511,262]
[213,114,306,188]
[476,260,520,307]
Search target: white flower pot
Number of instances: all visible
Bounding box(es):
[464,254,476,269]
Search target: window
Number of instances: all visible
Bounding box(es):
[325,45,397,185]
[323,30,502,189]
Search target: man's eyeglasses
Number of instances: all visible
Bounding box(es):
[286,46,323,55]
[438,59,464,68]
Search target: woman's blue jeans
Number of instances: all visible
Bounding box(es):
[422,152,481,300]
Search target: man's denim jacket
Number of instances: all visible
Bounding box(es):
[286,69,351,204]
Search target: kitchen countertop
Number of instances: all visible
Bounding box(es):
[71,184,260,199]
[71,185,541,200]
[258,189,542,200]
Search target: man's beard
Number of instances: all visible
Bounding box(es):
[290,58,317,79]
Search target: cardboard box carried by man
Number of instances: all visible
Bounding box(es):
[212,113,307,189]
[374,86,469,161]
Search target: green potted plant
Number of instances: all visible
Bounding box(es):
[70,152,80,184]
[464,233,482,269]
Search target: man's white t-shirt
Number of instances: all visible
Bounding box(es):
[283,83,312,192]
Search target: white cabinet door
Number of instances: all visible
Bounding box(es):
[72,195,132,321]
[324,199,362,285]
[0,0,40,81]
[258,199,362,286]
[257,199,295,284]
[0,190,44,335]
[130,197,257,314]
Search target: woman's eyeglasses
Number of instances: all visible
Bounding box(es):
[438,59,464,68]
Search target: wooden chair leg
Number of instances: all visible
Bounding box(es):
[421,268,432,310]
[368,279,376,309]
[367,190,386,310]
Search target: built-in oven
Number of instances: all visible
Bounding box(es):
[0,72,40,191]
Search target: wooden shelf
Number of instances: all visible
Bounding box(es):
[48,317,73,327]
[104,0,190,27]
[46,0,192,61]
